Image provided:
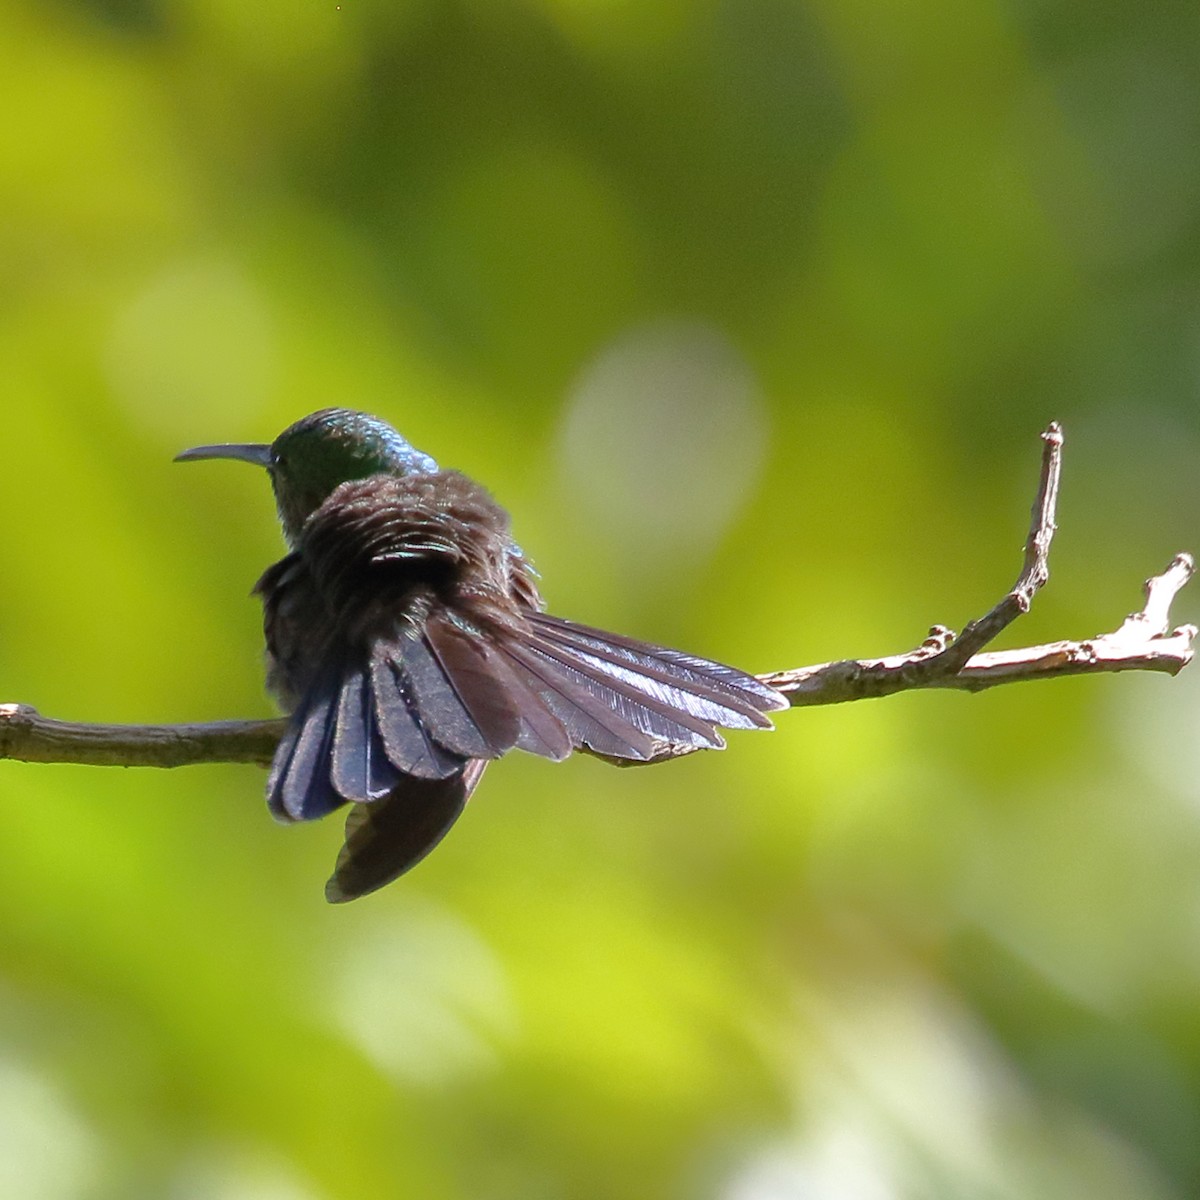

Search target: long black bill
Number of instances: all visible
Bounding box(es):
[174,442,273,467]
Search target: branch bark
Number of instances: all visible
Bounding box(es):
[0,424,1193,771]
[762,552,1195,708]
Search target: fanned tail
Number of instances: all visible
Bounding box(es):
[267,611,525,819]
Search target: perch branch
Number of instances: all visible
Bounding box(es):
[0,424,1193,772]
[0,710,284,768]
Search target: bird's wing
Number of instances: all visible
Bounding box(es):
[263,472,785,830]
[326,760,488,902]
[485,613,785,761]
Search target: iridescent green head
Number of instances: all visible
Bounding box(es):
[176,408,438,545]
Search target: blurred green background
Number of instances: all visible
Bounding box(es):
[3,0,1200,1197]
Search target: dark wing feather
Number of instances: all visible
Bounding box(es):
[481,612,785,761]
[485,650,574,761]
[404,618,522,758]
[527,614,782,728]
[528,614,784,720]
[325,760,488,903]
[494,640,659,760]
[521,636,724,748]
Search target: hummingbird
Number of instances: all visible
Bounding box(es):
[177,408,785,902]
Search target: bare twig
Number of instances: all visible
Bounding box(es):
[763,552,1196,707]
[0,424,1192,773]
[918,421,1063,675]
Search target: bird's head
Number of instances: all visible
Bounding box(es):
[176,408,438,545]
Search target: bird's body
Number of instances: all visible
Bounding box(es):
[178,408,785,901]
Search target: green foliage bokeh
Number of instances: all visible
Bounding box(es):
[2,1,1200,1197]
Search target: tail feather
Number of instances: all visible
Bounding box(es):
[325,761,487,902]
[332,665,402,802]
[265,715,301,813]
[268,675,346,822]
[368,650,464,780]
